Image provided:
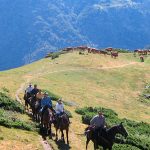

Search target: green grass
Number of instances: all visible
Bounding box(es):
[0,52,149,150]
[139,83,150,105]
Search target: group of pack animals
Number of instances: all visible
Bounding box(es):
[63,46,119,58]
[23,92,70,144]
[24,91,128,150]
[134,49,150,56]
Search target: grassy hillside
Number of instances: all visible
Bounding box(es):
[0,51,150,150]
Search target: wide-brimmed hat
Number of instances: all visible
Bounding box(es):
[98,111,103,115]
[58,98,62,102]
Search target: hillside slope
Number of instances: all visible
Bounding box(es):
[0,52,150,150]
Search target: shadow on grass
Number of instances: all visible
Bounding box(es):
[55,139,71,150]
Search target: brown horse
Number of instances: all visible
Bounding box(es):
[53,113,70,144]
[23,93,31,110]
[41,106,53,137]
[111,51,118,58]
[85,123,128,150]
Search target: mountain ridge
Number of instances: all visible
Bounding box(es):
[0,0,150,71]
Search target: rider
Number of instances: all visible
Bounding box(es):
[55,98,64,116]
[30,84,39,97]
[90,111,106,140]
[55,98,70,124]
[25,83,33,98]
[40,92,53,123]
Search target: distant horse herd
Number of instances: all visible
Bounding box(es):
[24,92,128,150]
[61,46,150,63]
[63,46,119,59]
[134,49,150,56]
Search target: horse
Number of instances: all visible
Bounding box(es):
[23,93,31,110]
[111,51,118,58]
[29,95,40,121]
[85,122,128,150]
[41,105,53,137]
[53,113,70,144]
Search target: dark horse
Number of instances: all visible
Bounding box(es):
[53,113,70,144]
[23,93,31,110]
[41,106,53,137]
[85,123,128,150]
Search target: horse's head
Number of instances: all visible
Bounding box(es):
[116,122,128,138]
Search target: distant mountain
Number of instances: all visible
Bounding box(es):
[0,0,150,71]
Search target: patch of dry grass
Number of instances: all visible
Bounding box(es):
[0,126,43,150]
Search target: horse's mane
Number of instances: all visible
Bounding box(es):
[106,125,117,132]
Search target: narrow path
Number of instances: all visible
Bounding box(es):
[40,137,53,150]
[15,76,53,150]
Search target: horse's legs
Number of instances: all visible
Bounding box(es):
[66,128,69,144]
[61,130,65,142]
[48,123,52,139]
[86,138,90,150]
[94,140,98,150]
[55,128,58,141]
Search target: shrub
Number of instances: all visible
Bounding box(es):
[139,83,150,105]
[51,53,59,59]
[79,51,84,55]
[0,109,34,131]
[0,92,24,113]
[2,87,9,93]
[64,109,72,118]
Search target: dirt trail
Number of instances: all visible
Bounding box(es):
[15,61,138,103]
[15,75,53,150]
[15,61,138,150]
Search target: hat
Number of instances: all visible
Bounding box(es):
[98,111,103,115]
[58,98,62,102]
[44,92,48,95]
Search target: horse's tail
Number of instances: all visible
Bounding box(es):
[84,126,91,137]
[85,126,89,132]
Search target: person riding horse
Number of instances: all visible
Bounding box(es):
[53,98,70,144]
[90,112,107,141]
[24,83,33,108]
[40,92,53,124]
[30,84,39,97]
[55,98,70,123]
[25,83,33,99]
[55,98,64,116]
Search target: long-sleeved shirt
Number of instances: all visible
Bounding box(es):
[55,102,64,114]
[31,88,39,96]
[25,86,33,93]
[90,115,105,128]
[41,96,52,108]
